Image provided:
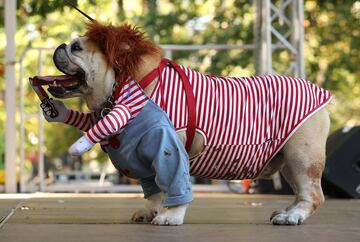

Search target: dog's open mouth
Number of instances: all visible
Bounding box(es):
[34,42,89,98]
[31,71,86,98]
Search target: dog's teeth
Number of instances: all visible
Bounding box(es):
[51,81,61,87]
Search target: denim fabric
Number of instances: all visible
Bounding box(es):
[105,100,193,207]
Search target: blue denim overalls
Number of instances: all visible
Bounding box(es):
[105,100,193,207]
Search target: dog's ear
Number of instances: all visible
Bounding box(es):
[85,22,162,83]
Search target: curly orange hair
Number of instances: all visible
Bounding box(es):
[85,21,162,82]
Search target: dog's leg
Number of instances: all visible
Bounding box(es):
[271,162,325,225]
[151,204,188,226]
[271,108,330,225]
[135,126,192,226]
[131,192,164,223]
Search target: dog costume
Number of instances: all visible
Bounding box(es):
[67,79,147,154]
[63,79,192,207]
[140,58,333,180]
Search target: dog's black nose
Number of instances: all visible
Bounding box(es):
[58,43,66,49]
[54,43,67,59]
[54,44,67,57]
[53,43,71,74]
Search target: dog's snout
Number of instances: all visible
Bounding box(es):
[54,44,67,60]
[54,43,67,58]
[53,43,82,76]
[53,44,70,72]
[54,43,67,55]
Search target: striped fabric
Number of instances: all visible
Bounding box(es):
[65,79,149,144]
[149,64,332,180]
[85,104,131,144]
[64,110,98,132]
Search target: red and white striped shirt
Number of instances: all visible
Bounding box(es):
[149,64,332,180]
[65,79,148,144]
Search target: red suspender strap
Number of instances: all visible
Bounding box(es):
[168,60,196,152]
[140,58,197,152]
[140,58,169,90]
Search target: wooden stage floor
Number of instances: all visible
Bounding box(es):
[0,193,359,242]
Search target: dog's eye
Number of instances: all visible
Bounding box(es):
[71,42,83,52]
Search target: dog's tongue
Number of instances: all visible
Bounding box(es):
[30,75,81,88]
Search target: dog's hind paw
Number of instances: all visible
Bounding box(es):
[131,208,157,223]
[270,209,286,221]
[271,209,306,225]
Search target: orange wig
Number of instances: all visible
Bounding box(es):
[85,21,162,82]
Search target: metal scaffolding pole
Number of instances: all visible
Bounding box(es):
[5,0,17,193]
[37,50,45,192]
[255,0,272,75]
[256,0,305,78]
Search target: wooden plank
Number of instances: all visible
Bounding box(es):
[2,223,360,242]
[1,194,360,242]
[0,199,24,227]
[4,194,360,225]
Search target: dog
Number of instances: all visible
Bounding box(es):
[44,21,332,225]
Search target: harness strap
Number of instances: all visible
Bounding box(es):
[140,58,196,152]
[140,58,169,90]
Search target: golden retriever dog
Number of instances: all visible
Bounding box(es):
[42,21,331,225]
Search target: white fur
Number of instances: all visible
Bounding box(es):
[151,204,188,226]
[131,193,188,226]
[131,192,164,223]
[271,207,308,225]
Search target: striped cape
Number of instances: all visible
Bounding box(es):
[148,64,332,180]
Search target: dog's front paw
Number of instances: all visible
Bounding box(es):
[151,213,184,226]
[131,208,157,223]
[271,209,306,225]
[150,205,188,226]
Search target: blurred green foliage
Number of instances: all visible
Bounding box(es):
[0,0,359,172]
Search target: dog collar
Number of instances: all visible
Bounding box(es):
[99,96,114,118]
[98,81,120,118]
